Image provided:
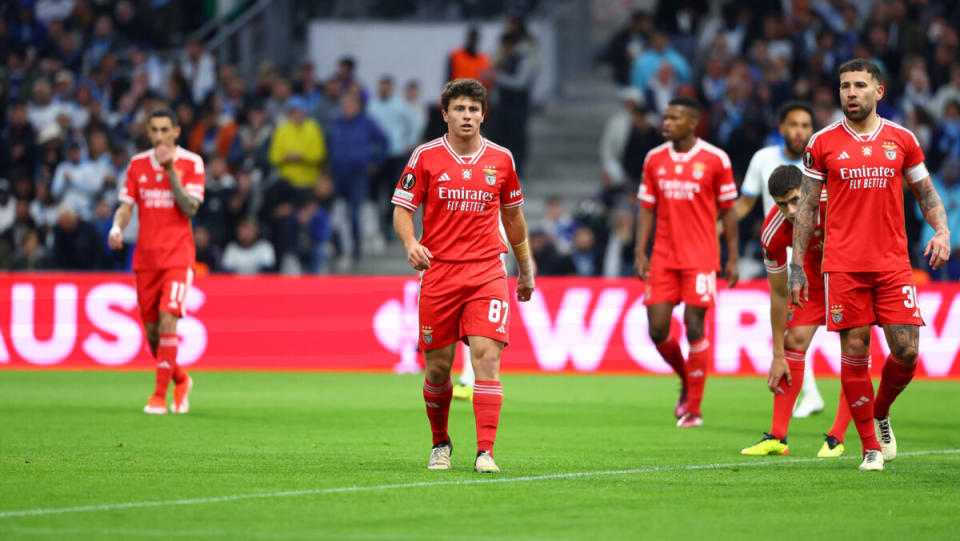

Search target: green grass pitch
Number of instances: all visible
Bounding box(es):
[1,371,958,540]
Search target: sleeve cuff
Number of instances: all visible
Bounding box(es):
[392,198,417,211]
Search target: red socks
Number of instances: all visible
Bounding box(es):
[686,338,710,416]
[874,354,916,419]
[840,354,880,453]
[769,349,806,440]
[655,336,687,384]
[423,377,453,445]
[828,388,852,441]
[152,333,180,398]
[473,380,503,454]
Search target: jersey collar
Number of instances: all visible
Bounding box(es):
[840,116,884,142]
[667,138,703,163]
[441,134,486,165]
[147,145,183,170]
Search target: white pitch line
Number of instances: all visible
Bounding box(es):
[1,448,958,520]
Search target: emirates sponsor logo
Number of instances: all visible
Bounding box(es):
[658,179,701,200]
[438,187,494,202]
[839,166,896,179]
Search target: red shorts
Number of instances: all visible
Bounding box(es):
[134,268,193,324]
[824,269,924,331]
[787,284,826,328]
[644,267,716,307]
[418,258,509,351]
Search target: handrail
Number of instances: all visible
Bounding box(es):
[206,0,273,52]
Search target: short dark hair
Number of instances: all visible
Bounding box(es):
[838,58,883,84]
[768,165,802,198]
[441,78,487,113]
[148,108,179,127]
[777,101,814,124]
[668,96,702,114]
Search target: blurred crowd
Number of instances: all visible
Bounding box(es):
[0,0,541,275]
[539,0,960,280]
[3,0,960,280]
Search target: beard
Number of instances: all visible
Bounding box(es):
[786,139,806,156]
[843,103,872,121]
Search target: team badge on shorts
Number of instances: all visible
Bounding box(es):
[421,325,433,344]
[830,304,844,323]
[401,173,416,190]
[787,304,795,322]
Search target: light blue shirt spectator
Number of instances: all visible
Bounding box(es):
[630,33,691,92]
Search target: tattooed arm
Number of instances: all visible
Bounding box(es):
[789,174,823,307]
[909,176,951,269]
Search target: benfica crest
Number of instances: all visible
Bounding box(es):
[883,143,897,160]
[830,305,844,324]
[692,162,705,180]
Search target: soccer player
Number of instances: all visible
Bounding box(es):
[740,165,851,457]
[792,59,951,471]
[634,97,739,428]
[392,78,535,473]
[108,109,204,415]
[735,102,826,419]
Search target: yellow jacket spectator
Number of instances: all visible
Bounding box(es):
[269,96,326,189]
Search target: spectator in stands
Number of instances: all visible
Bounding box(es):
[932,101,960,169]
[368,75,416,237]
[570,225,602,277]
[599,88,660,197]
[12,228,51,270]
[332,56,366,101]
[26,79,60,133]
[222,218,275,275]
[228,99,272,171]
[268,95,326,191]
[10,1,47,51]
[4,103,37,174]
[448,27,492,86]
[645,62,680,115]
[52,205,103,270]
[313,77,341,128]
[284,198,332,275]
[131,43,167,96]
[326,90,387,263]
[194,225,222,273]
[928,64,960,122]
[52,139,101,221]
[29,179,57,241]
[529,229,574,276]
[492,31,537,176]
[85,15,121,69]
[3,47,38,104]
[265,77,293,124]
[630,31,691,92]
[196,155,236,249]
[599,10,652,87]
[541,196,576,255]
[404,79,427,148]
[294,61,324,114]
[602,206,636,278]
[179,38,216,105]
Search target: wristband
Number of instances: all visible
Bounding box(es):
[512,239,531,262]
[110,225,121,236]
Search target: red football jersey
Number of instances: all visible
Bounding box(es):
[638,139,737,270]
[120,146,205,270]
[760,191,827,288]
[803,118,928,272]
[391,136,523,262]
